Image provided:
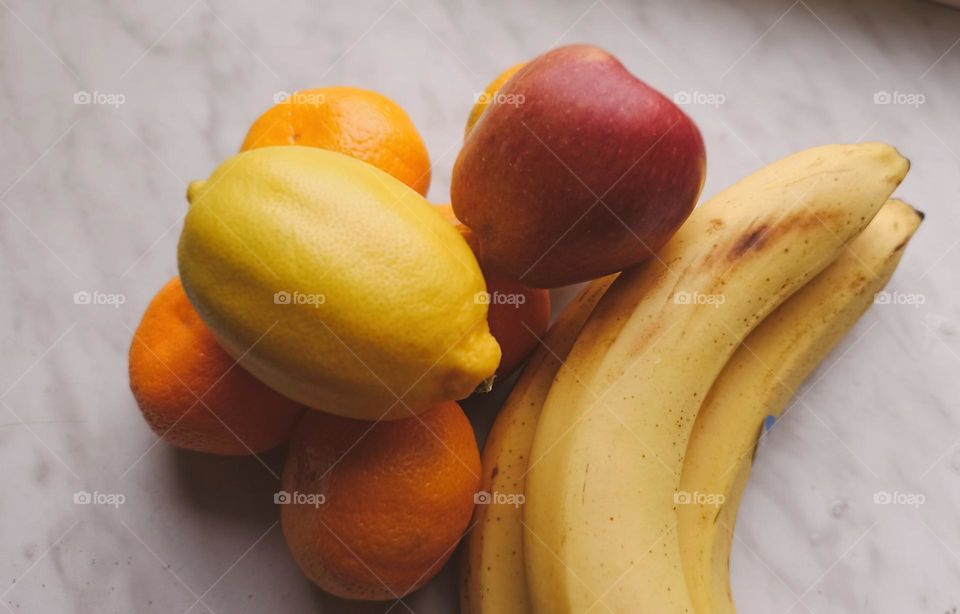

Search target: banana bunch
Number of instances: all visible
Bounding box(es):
[461,143,921,613]
[678,198,921,612]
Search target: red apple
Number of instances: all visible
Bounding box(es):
[451,44,706,288]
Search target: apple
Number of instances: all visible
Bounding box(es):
[451,44,706,288]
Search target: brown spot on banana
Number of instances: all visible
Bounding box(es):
[731,226,768,256]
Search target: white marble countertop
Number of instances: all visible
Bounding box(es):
[2,0,959,612]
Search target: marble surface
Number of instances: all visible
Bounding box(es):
[2,0,959,612]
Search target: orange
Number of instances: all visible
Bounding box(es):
[241,86,432,195]
[281,401,480,600]
[129,277,304,455]
[465,62,526,135]
[436,204,551,376]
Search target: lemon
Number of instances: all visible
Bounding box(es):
[178,147,500,420]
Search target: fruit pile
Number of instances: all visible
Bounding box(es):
[128,44,922,611]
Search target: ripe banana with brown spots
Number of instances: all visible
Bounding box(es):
[523,143,909,613]
[679,198,922,613]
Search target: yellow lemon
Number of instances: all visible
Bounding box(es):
[178,147,500,420]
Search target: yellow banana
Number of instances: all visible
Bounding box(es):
[679,198,922,613]
[461,275,616,614]
[523,143,909,613]
[707,458,750,612]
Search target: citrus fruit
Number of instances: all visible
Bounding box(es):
[128,277,304,455]
[436,204,550,376]
[465,62,525,135]
[281,401,480,600]
[178,147,500,420]
[241,86,432,195]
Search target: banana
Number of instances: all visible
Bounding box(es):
[706,457,750,613]
[523,143,909,613]
[679,198,922,613]
[462,275,616,614]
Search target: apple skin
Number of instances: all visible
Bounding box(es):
[451,44,706,288]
